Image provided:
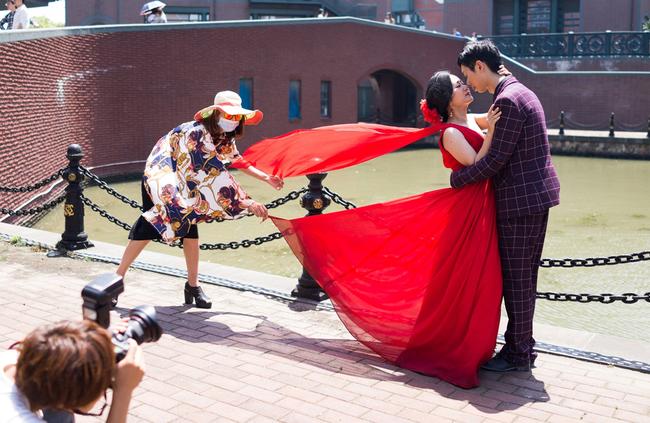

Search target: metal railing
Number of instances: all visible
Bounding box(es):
[482,31,650,58]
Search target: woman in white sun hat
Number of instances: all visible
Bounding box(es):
[141,1,167,23]
[115,91,283,309]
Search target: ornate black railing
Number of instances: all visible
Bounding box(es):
[482,31,650,58]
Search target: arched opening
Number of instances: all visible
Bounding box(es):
[357,69,418,126]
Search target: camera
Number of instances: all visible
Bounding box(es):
[81,273,162,361]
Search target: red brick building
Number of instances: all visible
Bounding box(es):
[64,0,650,35]
[0,18,648,215]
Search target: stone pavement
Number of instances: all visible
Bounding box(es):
[1,242,650,423]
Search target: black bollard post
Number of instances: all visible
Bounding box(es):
[559,111,565,136]
[609,112,615,137]
[53,144,94,253]
[291,173,331,302]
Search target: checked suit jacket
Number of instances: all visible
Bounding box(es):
[450,77,560,219]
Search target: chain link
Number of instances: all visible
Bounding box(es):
[81,194,285,250]
[540,251,650,268]
[0,169,64,193]
[0,195,66,216]
[80,167,143,210]
[322,187,357,209]
[199,232,285,250]
[265,188,308,209]
[80,195,133,231]
[537,291,650,304]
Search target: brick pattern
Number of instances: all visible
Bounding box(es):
[1,243,650,422]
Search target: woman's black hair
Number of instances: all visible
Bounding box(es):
[425,71,453,123]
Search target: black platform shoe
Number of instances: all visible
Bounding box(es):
[184,282,212,309]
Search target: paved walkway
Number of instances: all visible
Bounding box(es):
[1,242,650,422]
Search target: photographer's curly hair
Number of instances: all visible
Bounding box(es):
[425,71,454,123]
[14,320,115,412]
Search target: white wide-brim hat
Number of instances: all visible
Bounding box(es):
[140,1,166,15]
[194,90,263,126]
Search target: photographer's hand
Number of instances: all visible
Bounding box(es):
[106,340,145,423]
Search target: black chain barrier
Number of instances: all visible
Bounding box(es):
[540,252,650,268]
[322,186,357,209]
[79,191,295,251]
[0,195,66,216]
[79,167,142,210]
[537,292,650,304]
[0,169,64,193]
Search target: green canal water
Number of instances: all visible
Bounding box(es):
[35,151,650,342]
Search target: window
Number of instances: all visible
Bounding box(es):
[526,0,552,34]
[164,7,210,22]
[239,78,253,109]
[289,80,301,121]
[320,81,331,118]
[494,0,515,35]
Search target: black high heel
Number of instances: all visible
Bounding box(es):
[184,282,212,309]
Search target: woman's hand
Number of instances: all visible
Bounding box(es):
[486,104,501,132]
[265,175,284,190]
[113,340,145,394]
[247,201,269,221]
[498,65,511,76]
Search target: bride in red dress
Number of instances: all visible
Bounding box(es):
[239,71,504,388]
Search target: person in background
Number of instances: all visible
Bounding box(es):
[384,12,395,24]
[316,8,329,18]
[452,27,462,37]
[0,0,15,30]
[10,0,27,29]
[146,6,167,24]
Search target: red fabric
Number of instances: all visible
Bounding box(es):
[270,125,502,388]
[231,123,439,178]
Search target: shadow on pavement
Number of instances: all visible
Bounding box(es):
[149,304,549,413]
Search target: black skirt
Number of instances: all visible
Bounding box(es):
[128,179,198,240]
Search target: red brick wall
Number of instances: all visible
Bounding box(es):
[442,0,492,36]
[1,19,648,216]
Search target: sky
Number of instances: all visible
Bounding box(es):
[1,0,65,24]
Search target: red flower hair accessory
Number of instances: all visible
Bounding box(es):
[420,99,441,125]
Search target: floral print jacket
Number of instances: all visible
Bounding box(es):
[142,121,253,243]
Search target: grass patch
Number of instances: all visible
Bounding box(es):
[9,235,26,247]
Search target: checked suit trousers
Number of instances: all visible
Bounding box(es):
[497,211,549,366]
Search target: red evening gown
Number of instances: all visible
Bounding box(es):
[270,124,502,388]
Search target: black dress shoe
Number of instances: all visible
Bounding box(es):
[481,356,531,372]
[184,282,212,309]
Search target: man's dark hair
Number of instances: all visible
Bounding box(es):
[457,40,502,73]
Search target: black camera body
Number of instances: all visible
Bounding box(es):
[82,274,162,361]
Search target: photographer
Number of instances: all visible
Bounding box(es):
[0,320,145,423]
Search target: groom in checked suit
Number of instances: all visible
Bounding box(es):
[451,40,560,371]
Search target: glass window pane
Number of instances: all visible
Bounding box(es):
[239,78,253,109]
[289,80,301,120]
[526,0,552,33]
[320,81,331,118]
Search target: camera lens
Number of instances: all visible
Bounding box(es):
[123,305,162,345]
